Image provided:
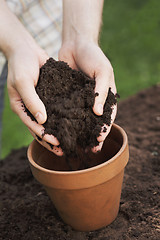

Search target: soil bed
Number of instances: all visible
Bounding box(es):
[0,85,160,240]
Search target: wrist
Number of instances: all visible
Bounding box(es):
[61,35,99,55]
[62,22,99,46]
[62,33,99,47]
[62,0,103,46]
[0,0,37,59]
[3,28,38,60]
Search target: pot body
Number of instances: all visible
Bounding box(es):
[45,170,124,231]
[28,124,129,231]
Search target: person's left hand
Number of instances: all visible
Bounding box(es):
[59,39,117,153]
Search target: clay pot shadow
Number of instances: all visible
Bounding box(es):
[27,124,129,231]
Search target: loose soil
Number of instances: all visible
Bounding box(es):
[0,85,160,240]
[25,58,118,157]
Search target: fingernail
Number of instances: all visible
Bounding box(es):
[97,104,103,115]
[35,112,44,124]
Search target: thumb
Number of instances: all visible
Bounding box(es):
[93,74,109,116]
[17,80,47,124]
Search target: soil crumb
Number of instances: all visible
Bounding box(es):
[25,58,118,156]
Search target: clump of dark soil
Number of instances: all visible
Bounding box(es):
[25,58,118,156]
[0,85,160,239]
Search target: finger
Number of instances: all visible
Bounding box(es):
[9,91,46,133]
[97,124,111,142]
[91,141,103,153]
[29,129,63,156]
[93,66,114,116]
[43,134,60,146]
[14,77,47,124]
[9,92,60,146]
[97,103,117,142]
[93,72,110,116]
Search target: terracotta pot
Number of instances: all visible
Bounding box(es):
[27,123,129,231]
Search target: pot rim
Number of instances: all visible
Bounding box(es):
[27,123,128,176]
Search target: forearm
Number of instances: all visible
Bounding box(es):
[62,0,104,44]
[0,0,36,58]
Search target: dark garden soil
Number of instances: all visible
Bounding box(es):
[0,84,160,240]
[25,58,118,157]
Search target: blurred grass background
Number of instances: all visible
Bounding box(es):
[2,0,160,158]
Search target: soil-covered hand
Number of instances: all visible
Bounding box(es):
[7,41,63,156]
[59,40,117,152]
[0,0,62,156]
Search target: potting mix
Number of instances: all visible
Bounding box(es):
[25,58,118,157]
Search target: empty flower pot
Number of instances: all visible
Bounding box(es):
[27,123,129,231]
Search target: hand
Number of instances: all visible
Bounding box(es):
[59,39,117,152]
[7,40,63,156]
[0,1,63,155]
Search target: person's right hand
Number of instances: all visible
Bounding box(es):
[7,41,63,156]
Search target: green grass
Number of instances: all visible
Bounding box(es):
[1,0,160,158]
[101,0,160,98]
[2,87,33,158]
